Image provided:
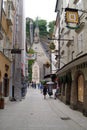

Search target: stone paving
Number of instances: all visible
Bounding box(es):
[0,88,87,130]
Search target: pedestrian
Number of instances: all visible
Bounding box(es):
[48,84,53,97]
[54,82,59,99]
[40,82,43,93]
[43,85,47,99]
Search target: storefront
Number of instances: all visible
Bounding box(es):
[0,52,11,109]
[56,53,87,116]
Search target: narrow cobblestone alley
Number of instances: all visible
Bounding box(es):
[0,88,87,130]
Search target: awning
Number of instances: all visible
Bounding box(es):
[46,81,54,84]
[44,74,53,79]
[56,53,87,75]
[44,73,57,82]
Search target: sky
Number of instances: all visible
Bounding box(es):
[24,0,56,22]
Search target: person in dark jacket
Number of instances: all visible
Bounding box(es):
[43,85,47,99]
[48,85,53,97]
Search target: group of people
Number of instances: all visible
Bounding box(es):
[28,81,60,99]
[42,83,59,99]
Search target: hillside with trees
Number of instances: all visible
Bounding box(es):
[26,18,55,39]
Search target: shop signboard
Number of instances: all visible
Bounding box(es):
[65,8,79,24]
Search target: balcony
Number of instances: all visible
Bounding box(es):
[0,31,3,40]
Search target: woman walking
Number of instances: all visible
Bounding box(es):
[43,85,47,99]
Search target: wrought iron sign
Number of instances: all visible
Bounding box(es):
[65,8,79,29]
[65,8,87,30]
[65,8,79,24]
[11,49,21,54]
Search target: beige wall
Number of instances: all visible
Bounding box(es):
[0,52,11,81]
[1,10,12,42]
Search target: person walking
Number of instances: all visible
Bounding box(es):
[43,85,47,99]
[47,84,53,97]
[54,82,59,99]
[39,82,43,93]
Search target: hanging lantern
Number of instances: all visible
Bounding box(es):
[45,61,50,68]
[49,42,55,50]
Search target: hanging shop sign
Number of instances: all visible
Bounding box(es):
[65,8,79,29]
[11,49,21,54]
[65,8,79,24]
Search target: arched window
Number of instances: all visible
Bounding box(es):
[78,75,84,102]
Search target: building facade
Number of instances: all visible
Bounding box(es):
[54,0,87,116]
[12,0,26,101]
[0,0,26,108]
[0,0,15,106]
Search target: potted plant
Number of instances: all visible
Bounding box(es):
[49,42,55,50]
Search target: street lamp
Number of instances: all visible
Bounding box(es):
[48,36,60,69]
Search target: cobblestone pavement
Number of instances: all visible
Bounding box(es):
[0,88,87,130]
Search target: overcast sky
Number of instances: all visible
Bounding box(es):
[24,0,56,22]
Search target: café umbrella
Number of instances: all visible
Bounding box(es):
[46,81,54,85]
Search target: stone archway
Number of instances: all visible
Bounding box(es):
[3,73,9,97]
[75,71,85,111]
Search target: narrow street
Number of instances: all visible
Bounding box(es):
[0,88,87,130]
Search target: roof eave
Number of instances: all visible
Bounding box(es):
[55,0,59,12]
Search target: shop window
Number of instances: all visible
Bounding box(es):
[63,84,65,96]
[78,75,84,102]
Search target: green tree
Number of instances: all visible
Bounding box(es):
[34,19,48,37]
[26,20,30,38]
[28,60,35,81]
[48,21,55,37]
[26,18,55,39]
[28,48,36,81]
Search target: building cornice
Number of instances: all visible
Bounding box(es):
[55,0,59,12]
[56,53,87,74]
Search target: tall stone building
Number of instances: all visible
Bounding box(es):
[12,0,26,101]
[34,17,40,43]
[32,62,40,84]
[32,41,50,82]
[54,0,87,116]
[26,17,51,82]
[0,0,15,107]
[0,0,26,108]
